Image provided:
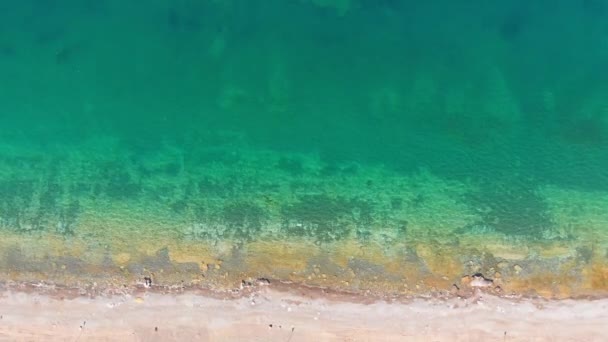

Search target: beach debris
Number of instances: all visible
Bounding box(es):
[470,274,493,287]
[461,273,494,288]
[144,277,152,288]
[240,277,271,289]
[256,277,271,285]
[75,321,86,341]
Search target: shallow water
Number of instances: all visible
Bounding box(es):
[0,1,607,296]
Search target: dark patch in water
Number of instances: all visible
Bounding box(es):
[55,42,85,65]
[221,201,266,241]
[499,9,529,40]
[464,180,554,238]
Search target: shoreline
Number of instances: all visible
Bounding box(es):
[2,281,608,341]
[4,277,608,302]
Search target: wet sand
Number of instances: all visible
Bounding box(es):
[1,282,607,342]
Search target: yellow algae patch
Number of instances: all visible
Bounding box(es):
[554,285,573,299]
[416,244,463,279]
[456,234,533,261]
[327,239,405,275]
[113,253,131,266]
[505,275,553,297]
[245,240,317,273]
[482,242,529,260]
[536,243,575,259]
[506,271,580,298]
[0,233,88,260]
[166,243,217,269]
[584,263,608,290]
[0,232,27,245]
[420,274,453,291]
[463,238,575,262]
[75,250,108,267]
[327,239,371,268]
[535,287,557,299]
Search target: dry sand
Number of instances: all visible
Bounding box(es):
[1,283,607,342]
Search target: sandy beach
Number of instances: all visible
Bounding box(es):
[1,282,607,342]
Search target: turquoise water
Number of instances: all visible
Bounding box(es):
[0,1,607,292]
